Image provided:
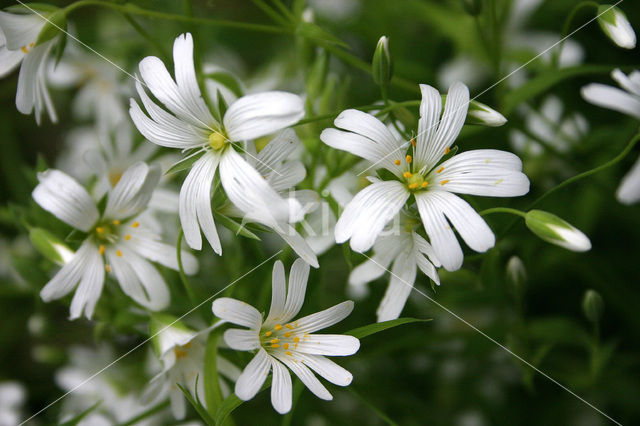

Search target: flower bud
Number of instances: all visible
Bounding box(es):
[582,289,604,323]
[372,36,393,86]
[525,210,591,252]
[597,5,636,49]
[459,0,483,16]
[467,100,507,127]
[505,256,527,298]
[29,227,74,265]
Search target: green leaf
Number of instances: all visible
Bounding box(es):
[204,331,224,417]
[165,151,206,175]
[213,212,261,241]
[501,65,616,115]
[5,3,59,13]
[215,378,272,425]
[346,318,431,339]
[59,401,101,426]
[296,22,348,48]
[178,380,215,426]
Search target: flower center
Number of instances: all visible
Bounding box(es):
[174,341,192,360]
[403,171,429,191]
[208,131,227,150]
[259,322,308,357]
[93,220,140,271]
[20,43,35,54]
[108,169,123,187]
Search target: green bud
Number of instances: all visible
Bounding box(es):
[35,9,67,46]
[505,256,527,298]
[467,100,507,127]
[597,5,636,49]
[525,210,591,252]
[372,36,393,86]
[582,289,604,323]
[459,0,482,16]
[29,227,74,265]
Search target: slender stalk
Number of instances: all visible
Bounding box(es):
[121,13,171,62]
[177,231,198,305]
[551,1,600,68]
[119,400,170,426]
[250,0,291,26]
[479,207,527,218]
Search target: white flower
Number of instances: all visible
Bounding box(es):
[32,162,198,319]
[321,82,530,271]
[597,5,636,49]
[582,69,640,204]
[143,318,241,420]
[0,381,26,426]
[129,33,307,259]
[349,214,440,322]
[212,259,359,414]
[0,10,59,124]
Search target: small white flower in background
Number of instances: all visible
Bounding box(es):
[525,210,591,252]
[143,316,241,420]
[32,162,198,319]
[597,5,636,49]
[0,8,62,124]
[48,47,129,135]
[511,96,589,157]
[212,259,359,414]
[349,213,440,322]
[582,69,640,204]
[0,381,26,426]
[129,33,309,261]
[321,82,530,271]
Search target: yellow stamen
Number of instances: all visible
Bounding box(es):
[270,338,279,344]
[403,171,412,178]
[284,332,291,338]
[174,348,188,359]
[444,147,450,155]
[105,265,111,272]
[283,343,289,349]
[274,324,283,331]
[265,331,273,337]
[285,323,294,330]
[96,227,104,234]
[440,179,450,185]
[112,220,120,225]
[285,351,293,356]
[116,250,123,257]
[421,181,429,188]
[132,222,140,228]
[408,182,419,189]
[125,234,131,241]
[406,155,412,163]
[410,138,416,147]
[293,337,300,343]
[29,43,34,48]
[20,46,29,54]
[436,166,444,173]
[99,245,105,255]
[394,159,401,166]
[271,344,280,348]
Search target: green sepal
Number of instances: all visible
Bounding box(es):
[28,226,73,265]
[165,150,206,175]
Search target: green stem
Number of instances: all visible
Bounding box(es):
[551,1,599,68]
[479,207,527,218]
[177,231,198,304]
[250,0,290,26]
[119,400,170,426]
[121,13,171,62]
[64,1,292,34]
[271,0,296,22]
[347,387,399,426]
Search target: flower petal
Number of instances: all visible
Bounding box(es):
[414,84,442,169]
[581,83,640,120]
[270,358,292,414]
[255,129,301,176]
[32,169,98,232]
[0,45,24,78]
[295,300,354,334]
[281,258,309,322]
[377,250,417,322]
[234,348,271,401]
[130,232,199,275]
[617,155,640,204]
[267,160,306,192]
[224,91,304,141]
[179,153,221,253]
[334,180,409,253]
[69,244,105,320]
[40,240,95,302]
[294,334,360,356]
[104,162,161,219]
[277,355,332,401]
[16,41,55,123]
[212,297,262,329]
[273,223,320,268]
[266,260,286,323]
[297,354,353,386]
[223,328,260,351]
[0,12,44,50]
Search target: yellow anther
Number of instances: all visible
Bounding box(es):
[408,182,419,189]
[406,155,412,163]
[444,147,450,155]
[116,250,123,257]
[394,160,401,166]
[132,222,140,228]
[20,46,29,54]
[265,331,273,337]
[293,337,300,343]
[105,265,111,272]
[112,220,120,225]
[421,181,429,188]
[271,344,280,348]
[125,234,131,241]
[274,324,283,331]
[283,343,289,349]
[410,138,416,147]
[208,132,226,150]
[440,179,450,185]
[403,171,412,179]
[284,332,291,338]
[285,324,294,330]
[29,43,34,48]
[174,348,188,359]
[270,338,279,344]
[285,351,293,356]
[436,166,444,173]
[99,245,105,255]
[96,227,104,233]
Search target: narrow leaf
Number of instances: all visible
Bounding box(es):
[215,378,272,426]
[346,318,431,339]
[213,212,261,241]
[178,381,215,426]
[165,150,206,175]
[204,331,224,417]
[59,401,101,426]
